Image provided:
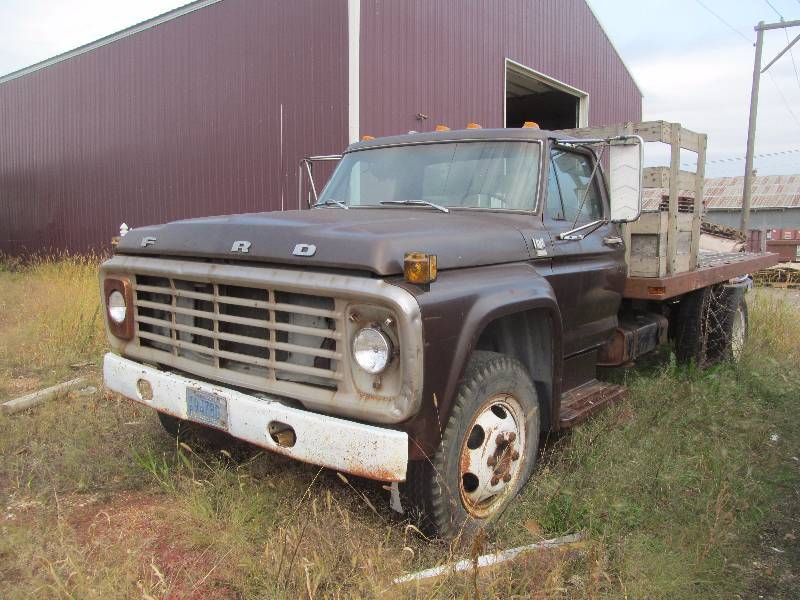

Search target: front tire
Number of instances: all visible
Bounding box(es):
[403,351,540,540]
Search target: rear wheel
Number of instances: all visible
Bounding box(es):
[729,294,748,361]
[402,351,540,540]
[674,284,748,366]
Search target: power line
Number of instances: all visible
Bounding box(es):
[785,28,800,92]
[681,147,800,167]
[764,0,783,19]
[694,1,800,130]
[763,0,800,91]
[766,71,800,128]
[694,0,752,42]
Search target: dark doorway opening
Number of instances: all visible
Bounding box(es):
[505,63,583,130]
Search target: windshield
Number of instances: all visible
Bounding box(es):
[318,141,541,211]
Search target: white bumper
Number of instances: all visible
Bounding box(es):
[103,353,408,481]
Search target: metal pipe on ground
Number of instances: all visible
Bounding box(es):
[1,377,88,415]
[392,532,586,585]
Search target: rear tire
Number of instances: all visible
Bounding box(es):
[402,351,540,540]
[674,284,748,366]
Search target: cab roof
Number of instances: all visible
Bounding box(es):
[347,127,578,152]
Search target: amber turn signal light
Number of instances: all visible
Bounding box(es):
[361,135,375,141]
[434,124,450,131]
[522,121,540,129]
[466,122,482,129]
[404,252,438,284]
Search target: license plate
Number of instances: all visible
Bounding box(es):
[186,388,228,430]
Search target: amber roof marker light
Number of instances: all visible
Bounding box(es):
[404,252,438,284]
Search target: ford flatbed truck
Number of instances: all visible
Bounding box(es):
[100,122,778,539]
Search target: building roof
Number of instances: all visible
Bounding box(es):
[0,0,221,85]
[642,174,800,211]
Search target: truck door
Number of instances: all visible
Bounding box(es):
[542,146,626,357]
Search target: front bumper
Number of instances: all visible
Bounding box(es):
[104,353,408,481]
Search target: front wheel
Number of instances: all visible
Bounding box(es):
[402,351,540,540]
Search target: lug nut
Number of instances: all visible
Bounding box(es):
[490,475,500,486]
[487,456,496,467]
[511,450,520,461]
[503,473,512,483]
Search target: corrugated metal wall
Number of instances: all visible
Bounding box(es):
[0,0,348,254]
[1,0,641,255]
[359,0,641,137]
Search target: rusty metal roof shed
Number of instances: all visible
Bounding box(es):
[643,174,800,212]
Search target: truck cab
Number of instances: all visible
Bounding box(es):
[100,125,760,539]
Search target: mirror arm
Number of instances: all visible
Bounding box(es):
[557,219,607,241]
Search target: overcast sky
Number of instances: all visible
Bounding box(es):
[1,0,799,178]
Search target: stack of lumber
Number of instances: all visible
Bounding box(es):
[753,263,800,287]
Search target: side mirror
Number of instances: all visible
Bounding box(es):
[608,136,643,223]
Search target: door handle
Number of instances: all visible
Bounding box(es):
[603,236,624,246]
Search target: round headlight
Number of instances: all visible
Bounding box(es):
[352,327,392,374]
[108,290,127,324]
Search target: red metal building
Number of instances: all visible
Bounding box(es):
[0,0,641,254]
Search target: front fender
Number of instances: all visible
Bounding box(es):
[391,262,562,459]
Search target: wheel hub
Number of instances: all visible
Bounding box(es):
[459,395,525,518]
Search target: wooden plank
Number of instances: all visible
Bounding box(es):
[629,255,667,277]
[677,213,694,231]
[678,128,701,153]
[667,124,681,274]
[631,233,666,257]
[676,231,693,253]
[627,211,666,234]
[560,120,699,151]
[623,252,780,300]
[674,253,692,273]
[630,120,671,144]
[642,167,697,190]
[691,133,707,270]
[2,378,88,415]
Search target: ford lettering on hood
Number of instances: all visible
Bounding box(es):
[115,208,533,276]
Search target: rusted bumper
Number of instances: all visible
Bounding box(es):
[103,353,408,482]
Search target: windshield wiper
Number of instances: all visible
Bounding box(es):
[379,199,450,213]
[313,199,349,210]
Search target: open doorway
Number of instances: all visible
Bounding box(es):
[504,59,588,130]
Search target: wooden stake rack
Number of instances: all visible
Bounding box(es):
[561,120,707,277]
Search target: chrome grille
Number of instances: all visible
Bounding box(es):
[132,274,342,390]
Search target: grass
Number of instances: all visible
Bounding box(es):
[1,255,799,598]
[0,253,106,397]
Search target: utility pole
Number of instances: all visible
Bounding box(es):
[741,19,800,233]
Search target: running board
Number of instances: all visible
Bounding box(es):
[559,380,627,428]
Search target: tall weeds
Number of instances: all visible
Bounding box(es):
[0,253,106,375]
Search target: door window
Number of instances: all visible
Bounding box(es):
[547,149,603,223]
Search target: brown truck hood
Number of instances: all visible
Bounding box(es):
[116,208,532,275]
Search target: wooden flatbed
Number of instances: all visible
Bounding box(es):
[623,251,780,300]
